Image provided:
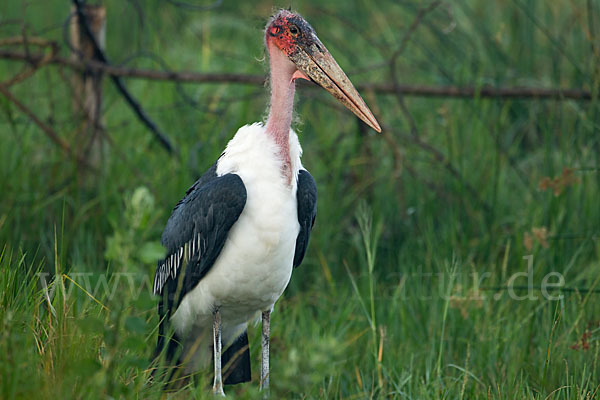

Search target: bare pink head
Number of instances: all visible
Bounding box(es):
[264,10,381,133]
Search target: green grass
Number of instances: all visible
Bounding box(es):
[1,0,600,398]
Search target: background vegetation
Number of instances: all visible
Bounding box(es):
[1,0,599,398]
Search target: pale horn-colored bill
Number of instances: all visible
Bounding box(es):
[290,43,381,133]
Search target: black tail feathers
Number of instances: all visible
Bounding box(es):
[222,331,251,385]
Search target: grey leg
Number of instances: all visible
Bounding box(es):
[213,308,225,396]
[260,310,271,392]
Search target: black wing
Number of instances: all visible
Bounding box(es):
[154,163,247,299]
[293,169,317,268]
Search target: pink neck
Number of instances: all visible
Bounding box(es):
[265,42,297,175]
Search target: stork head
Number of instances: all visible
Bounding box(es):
[265,10,381,133]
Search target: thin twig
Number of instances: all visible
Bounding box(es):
[0,36,57,47]
[103,130,156,190]
[0,36,58,87]
[511,0,583,76]
[385,123,491,212]
[391,1,442,63]
[0,84,96,171]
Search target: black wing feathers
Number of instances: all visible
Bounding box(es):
[222,331,251,384]
[154,164,247,300]
[293,169,317,268]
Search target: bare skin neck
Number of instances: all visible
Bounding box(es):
[265,42,297,182]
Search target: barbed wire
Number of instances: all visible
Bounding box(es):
[0,48,593,100]
[117,50,201,108]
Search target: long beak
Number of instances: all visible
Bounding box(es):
[290,39,382,133]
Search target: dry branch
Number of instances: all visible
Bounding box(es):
[0,36,57,47]
[0,36,58,87]
[0,49,593,100]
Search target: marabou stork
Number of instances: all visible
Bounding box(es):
[153,9,381,395]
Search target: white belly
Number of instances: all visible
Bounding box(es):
[170,123,302,340]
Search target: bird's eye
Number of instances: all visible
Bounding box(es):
[289,24,299,35]
[270,26,281,36]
